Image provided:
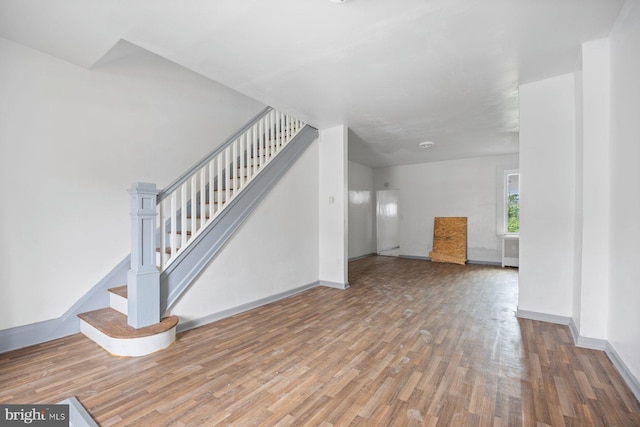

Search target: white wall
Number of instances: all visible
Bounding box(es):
[572,55,584,331]
[0,37,265,330]
[170,141,320,321]
[318,125,348,287]
[348,161,375,259]
[608,0,640,385]
[373,154,518,263]
[576,39,610,339]
[518,73,576,317]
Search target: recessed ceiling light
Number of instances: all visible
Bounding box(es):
[418,141,435,149]
[328,0,352,3]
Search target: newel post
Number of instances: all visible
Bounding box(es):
[127,182,160,328]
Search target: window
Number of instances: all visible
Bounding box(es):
[505,171,520,234]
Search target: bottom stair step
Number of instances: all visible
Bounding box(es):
[78,308,178,357]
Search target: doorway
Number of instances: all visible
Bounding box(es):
[376,189,400,256]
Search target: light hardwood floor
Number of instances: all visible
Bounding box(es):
[1,256,639,426]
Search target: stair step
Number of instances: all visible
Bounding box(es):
[78,308,178,357]
[108,286,127,298]
[108,286,128,314]
[79,308,177,339]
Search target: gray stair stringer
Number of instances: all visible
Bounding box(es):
[160,125,319,314]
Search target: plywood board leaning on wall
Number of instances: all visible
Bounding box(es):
[429,217,467,265]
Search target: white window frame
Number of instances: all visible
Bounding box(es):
[503,169,520,236]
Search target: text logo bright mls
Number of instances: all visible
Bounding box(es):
[1,405,68,426]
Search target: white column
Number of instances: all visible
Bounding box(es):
[127,182,160,328]
[577,39,610,341]
[518,74,576,318]
[318,124,349,289]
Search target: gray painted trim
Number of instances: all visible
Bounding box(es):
[568,317,580,343]
[399,255,431,261]
[348,253,376,262]
[568,318,607,350]
[516,308,572,325]
[176,281,321,333]
[0,123,317,354]
[519,309,640,401]
[0,256,129,354]
[158,107,272,201]
[58,397,98,427]
[319,280,350,290]
[605,342,640,402]
[467,260,502,266]
[398,255,502,266]
[161,125,319,313]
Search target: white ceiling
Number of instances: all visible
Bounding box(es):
[0,0,626,167]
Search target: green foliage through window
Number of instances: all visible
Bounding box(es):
[507,193,519,233]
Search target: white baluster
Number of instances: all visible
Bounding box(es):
[209,159,214,218]
[231,140,237,194]
[217,152,223,210]
[191,175,197,237]
[240,134,245,188]
[284,114,289,145]
[200,167,206,227]
[170,192,177,258]
[251,124,257,178]
[225,146,231,204]
[277,110,282,151]
[181,181,188,249]
[256,117,266,169]
[159,199,166,268]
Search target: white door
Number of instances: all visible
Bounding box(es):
[376,189,400,256]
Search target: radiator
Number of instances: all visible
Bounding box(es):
[502,236,519,267]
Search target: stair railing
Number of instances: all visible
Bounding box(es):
[155,107,304,270]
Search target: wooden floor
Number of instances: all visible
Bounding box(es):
[1,256,639,426]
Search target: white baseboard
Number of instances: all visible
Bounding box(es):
[521,309,640,402]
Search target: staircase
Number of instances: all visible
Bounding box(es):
[77,108,316,356]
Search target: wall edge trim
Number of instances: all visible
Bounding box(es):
[516,309,572,325]
[521,310,640,402]
[319,280,350,290]
[605,342,640,402]
[348,253,376,262]
[399,255,502,266]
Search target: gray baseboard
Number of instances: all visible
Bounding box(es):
[0,256,129,354]
[58,397,98,427]
[568,318,607,350]
[319,280,350,290]
[176,281,321,333]
[605,342,640,402]
[467,260,502,266]
[398,255,502,267]
[516,308,572,325]
[521,309,640,402]
[348,253,376,262]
